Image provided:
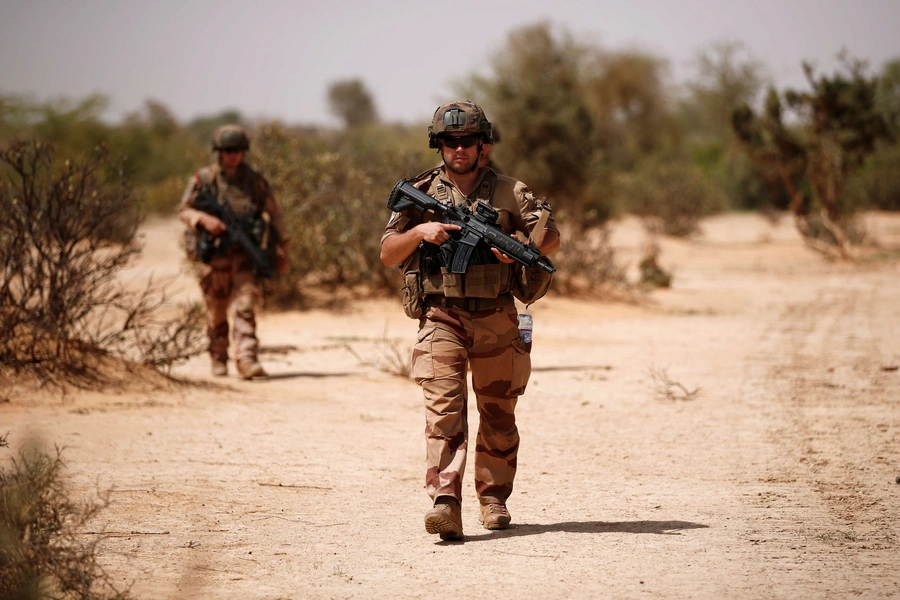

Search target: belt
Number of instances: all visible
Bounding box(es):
[425,293,514,312]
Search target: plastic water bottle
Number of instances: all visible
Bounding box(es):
[518,313,533,345]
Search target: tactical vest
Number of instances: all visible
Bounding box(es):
[186,164,275,265]
[198,163,266,218]
[402,169,515,300]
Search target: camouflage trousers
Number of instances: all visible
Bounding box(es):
[412,301,531,505]
[199,251,262,364]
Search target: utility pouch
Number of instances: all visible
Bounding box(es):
[462,263,504,298]
[441,269,465,298]
[247,211,277,274]
[400,253,426,319]
[512,198,554,305]
[512,260,554,306]
[401,271,425,319]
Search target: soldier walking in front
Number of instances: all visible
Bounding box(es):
[380,101,560,540]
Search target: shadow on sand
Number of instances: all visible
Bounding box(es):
[531,365,613,373]
[264,371,359,381]
[438,520,709,545]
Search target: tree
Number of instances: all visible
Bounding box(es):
[327,79,379,129]
[733,54,895,258]
[463,22,594,223]
[875,58,900,135]
[685,41,767,141]
[583,49,673,169]
[677,41,776,211]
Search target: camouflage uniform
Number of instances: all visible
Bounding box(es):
[179,139,289,372]
[382,165,558,508]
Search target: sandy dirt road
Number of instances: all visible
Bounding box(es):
[3,213,900,599]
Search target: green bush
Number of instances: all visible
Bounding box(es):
[252,123,433,302]
[619,159,724,237]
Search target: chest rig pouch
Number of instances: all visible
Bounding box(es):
[185,165,275,270]
[416,172,513,302]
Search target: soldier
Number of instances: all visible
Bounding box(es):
[479,122,502,173]
[179,124,290,380]
[380,101,560,540]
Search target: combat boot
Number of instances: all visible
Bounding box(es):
[237,360,267,380]
[211,360,228,377]
[479,497,511,530]
[424,496,463,541]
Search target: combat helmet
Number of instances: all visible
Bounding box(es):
[428,100,493,148]
[212,124,250,152]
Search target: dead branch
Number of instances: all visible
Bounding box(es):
[648,365,701,401]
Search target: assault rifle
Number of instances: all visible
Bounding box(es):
[193,189,276,280]
[387,179,555,274]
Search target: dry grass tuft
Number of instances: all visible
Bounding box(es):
[648,365,701,401]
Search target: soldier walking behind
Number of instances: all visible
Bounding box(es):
[380,101,560,540]
[179,125,290,380]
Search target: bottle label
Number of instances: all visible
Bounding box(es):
[518,313,533,344]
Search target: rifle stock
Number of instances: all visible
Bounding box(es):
[387,179,555,275]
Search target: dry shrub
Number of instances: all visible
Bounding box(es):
[793,210,870,259]
[0,436,132,599]
[638,242,672,289]
[252,123,431,305]
[648,365,701,401]
[551,223,628,295]
[345,334,413,381]
[0,140,206,388]
[620,160,724,238]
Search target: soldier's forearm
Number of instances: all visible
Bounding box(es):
[380,229,423,267]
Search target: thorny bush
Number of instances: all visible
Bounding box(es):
[253,124,431,305]
[0,140,206,388]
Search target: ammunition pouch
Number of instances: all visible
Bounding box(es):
[400,254,425,319]
[511,259,554,306]
[190,212,275,270]
[419,240,506,299]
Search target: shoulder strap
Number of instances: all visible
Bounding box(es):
[410,166,440,188]
[432,181,450,202]
[529,197,552,244]
[475,170,496,205]
[412,167,445,199]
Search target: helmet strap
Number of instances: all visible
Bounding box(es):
[470,141,483,173]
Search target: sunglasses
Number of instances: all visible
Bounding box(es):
[220,148,245,154]
[440,135,480,149]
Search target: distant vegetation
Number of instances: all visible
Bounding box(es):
[1,22,898,301]
[0,140,206,390]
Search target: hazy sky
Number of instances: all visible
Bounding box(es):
[2,0,898,127]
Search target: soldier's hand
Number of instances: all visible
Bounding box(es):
[417,222,460,245]
[490,248,515,264]
[199,214,227,236]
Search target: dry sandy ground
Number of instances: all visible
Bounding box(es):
[4,213,900,600]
